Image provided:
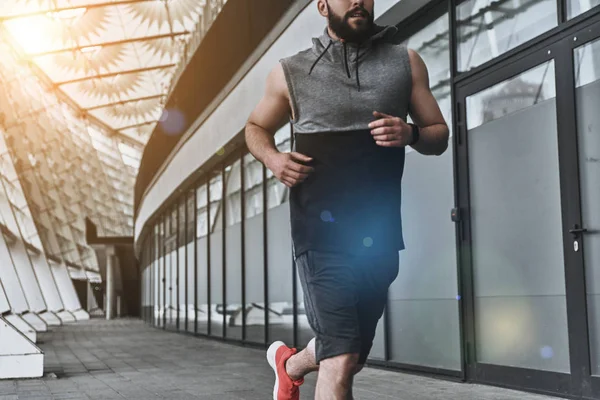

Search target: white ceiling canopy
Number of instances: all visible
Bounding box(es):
[0,0,225,147]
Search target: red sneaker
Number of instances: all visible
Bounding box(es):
[266,341,304,400]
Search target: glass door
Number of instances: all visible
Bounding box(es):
[557,18,600,398]
[456,15,600,398]
[456,43,573,396]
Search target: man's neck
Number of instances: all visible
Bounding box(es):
[326,26,374,45]
[327,26,344,42]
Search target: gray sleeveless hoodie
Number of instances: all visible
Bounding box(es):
[280,25,412,257]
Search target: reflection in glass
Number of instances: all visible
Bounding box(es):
[267,125,294,345]
[158,222,165,327]
[178,201,186,329]
[467,61,569,372]
[456,0,557,72]
[267,125,291,209]
[167,208,178,330]
[568,0,600,19]
[226,159,243,340]
[196,184,209,334]
[574,38,600,375]
[154,225,160,326]
[387,12,461,370]
[244,153,265,344]
[186,191,195,332]
[209,171,224,337]
[406,13,451,131]
[467,62,556,130]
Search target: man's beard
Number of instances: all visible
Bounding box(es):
[327,4,374,43]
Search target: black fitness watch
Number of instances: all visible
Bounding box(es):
[408,123,420,146]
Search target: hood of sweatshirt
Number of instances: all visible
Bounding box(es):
[308,25,398,90]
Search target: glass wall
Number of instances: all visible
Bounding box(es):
[178,200,187,329]
[138,0,600,387]
[456,0,557,71]
[575,37,600,375]
[225,157,243,340]
[209,170,224,337]
[196,183,209,334]
[186,190,196,332]
[243,153,265,344]
[267,124,294,346]
[568,0,600,18]
[388,10,461,370]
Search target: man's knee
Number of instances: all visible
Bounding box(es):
[353,364,364,375]
[320,353,360,379]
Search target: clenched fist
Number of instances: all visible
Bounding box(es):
[265,152,314,188]
[368,111,414,147]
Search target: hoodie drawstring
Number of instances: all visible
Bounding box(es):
[342,42,351,78]
[309,39,361,92]
[355,45,361,92]
[309,40,333,75]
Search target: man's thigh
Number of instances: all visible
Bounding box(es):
[355,252,400,364]
[296,251,362,364]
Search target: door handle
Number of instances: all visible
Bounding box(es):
[569,225,588,236]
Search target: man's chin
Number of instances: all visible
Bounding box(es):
[348,27,373,42]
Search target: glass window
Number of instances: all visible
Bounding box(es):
[196,183,209,334]
[266,126,294,345]
[574,38,600,375]
[225,158,242,226]
[266,124,291,209]
[209,170,223,232]
[387,12,461,370]
[568,0,600,19]
[209,170,224,337]
[243,152,265,344]
[456,0,557,72]
[186,190,196,332]
[178,200,187,329]
[197,184,208,238]
[466,61,569,372]
[225,157,243,339]
[244,153,263,219]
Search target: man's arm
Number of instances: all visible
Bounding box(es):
[245,63,313,188]
[406,49,449,156]
[368,50,449,155]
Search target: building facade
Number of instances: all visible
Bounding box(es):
[135,1,600,398]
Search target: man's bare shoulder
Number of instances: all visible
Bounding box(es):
[265,62,289,100]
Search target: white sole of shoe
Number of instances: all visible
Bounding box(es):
[267,341,285,400]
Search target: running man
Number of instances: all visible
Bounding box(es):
[245,1,449,399]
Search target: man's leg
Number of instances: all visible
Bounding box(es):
[294,251,364,398]
[315,353,359,400]
[286,338,319,380]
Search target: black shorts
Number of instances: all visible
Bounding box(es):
[296,250,399,365]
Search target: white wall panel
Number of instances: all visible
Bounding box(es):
[0,235,29,314]
[39,312,61,326]
[5,314,36,342]
[21,313,47,333]
[49,261,82,311]
[9,242,46,312]
[135,0,404,243]
[30,254,64,312]
[0,316,43,379]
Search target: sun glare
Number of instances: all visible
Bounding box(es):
[4,16,56,54]
[3,7,87,55]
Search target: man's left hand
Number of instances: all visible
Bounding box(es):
[368,111,413,148]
